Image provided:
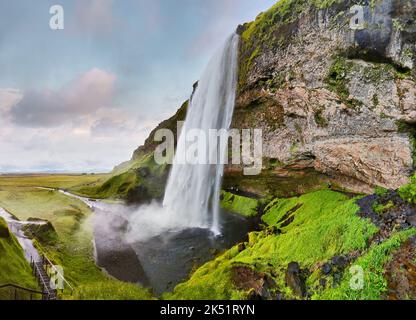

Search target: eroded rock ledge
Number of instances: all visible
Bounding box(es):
[228,0,416,194]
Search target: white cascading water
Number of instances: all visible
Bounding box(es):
[126,34,239,242]
[163,34,239,235]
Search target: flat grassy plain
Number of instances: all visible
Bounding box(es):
[0,173,110,190]
[0,174,153,300]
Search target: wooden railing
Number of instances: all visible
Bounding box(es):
[0,254,74,300]
[0,284,45,300]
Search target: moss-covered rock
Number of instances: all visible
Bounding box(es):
[0,217,10,238]
[22,221,58,246]
[220,191,260,218]
[312,229,416,300]
[399,174,416,203]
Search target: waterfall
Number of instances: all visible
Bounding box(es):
[163,34,239,234]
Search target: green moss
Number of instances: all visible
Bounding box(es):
[403,48,414,60]
[259,191,378,265]
[0,217,9,238]
[290,142,299,153]
[363,63,395,82]
[238,0,343,90]
[325,57,395,109]
[396,121,416,169]
[395,67,413,80]
[223,168,331,199]
[167,190,378,300]
[373,200,395,215]
[164,245,248,300]
[326,57,352,101]
[73,152,167,201]
[22,221,58,246]
[372,94,379,107]
[313,228,416,300]
[266,158,283,170]
[310,0,342,9]
[70,281,154,300]
[314,106,329,128]
[399,174,416,203]
[220,191,259,218]
[90,171,138,198]
[0,218,39,299]
[374,186,389,197]
[393,19,405,32]
[239,47,260,90]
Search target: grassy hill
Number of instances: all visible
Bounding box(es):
[0,218,38,300]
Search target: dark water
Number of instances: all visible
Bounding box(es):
[92,206,257,296]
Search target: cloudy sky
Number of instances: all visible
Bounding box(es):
[0,0,276,173]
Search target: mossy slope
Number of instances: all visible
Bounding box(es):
[166,190,380,300]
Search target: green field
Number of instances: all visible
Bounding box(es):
[0,174,153,300]
[0,174,110,190]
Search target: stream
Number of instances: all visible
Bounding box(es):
[0,208,43,263]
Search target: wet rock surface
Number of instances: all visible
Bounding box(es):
[232,266,276,300]
[357,190,416,241]
[385,236,416,300]
[308,253,360,295]
[285,262,308,298]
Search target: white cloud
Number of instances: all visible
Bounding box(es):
[0,68,160,173]
[0,88,22,114]
[10,68,116,127]
[0,114,155,173]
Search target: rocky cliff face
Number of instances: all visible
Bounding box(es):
[229,0,416,194]
[110,0,416,200]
